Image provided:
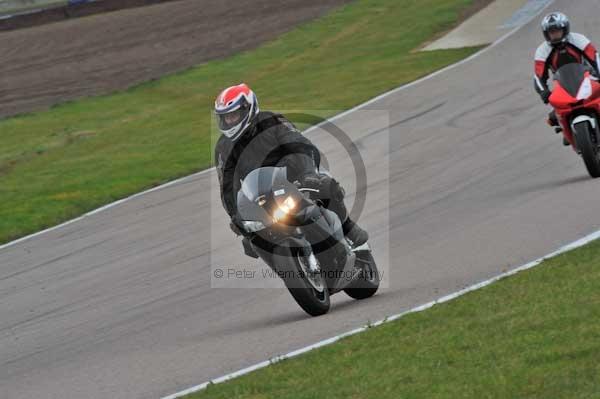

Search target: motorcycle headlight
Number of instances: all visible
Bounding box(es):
[273,196,297,222]
[256,196,267,207]
[241,220,266,232]
[577,77,593,100]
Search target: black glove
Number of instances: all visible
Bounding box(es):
[301,174,346,203]
[229,215,244,236]
[301,174,323,190]
[541,90,552,104]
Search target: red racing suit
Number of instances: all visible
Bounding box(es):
[534,32,600,101]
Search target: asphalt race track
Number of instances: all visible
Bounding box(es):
[2,0,600,398]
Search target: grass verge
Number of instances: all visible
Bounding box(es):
[0,0,482,244]
[0,0,66,17]
[186,238,600,399]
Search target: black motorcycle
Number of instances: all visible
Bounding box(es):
[235,167,379,316]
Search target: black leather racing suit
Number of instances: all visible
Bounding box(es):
[215,111,348,228]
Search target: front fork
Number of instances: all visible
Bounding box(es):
[557,114,578,150]
[248,204,358,291]
[560,112,600,152]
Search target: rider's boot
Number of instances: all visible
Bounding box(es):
[548,111,562,134]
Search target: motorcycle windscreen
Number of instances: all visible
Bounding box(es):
[236,167,289,222]
[554,63,588,97]
[236,191,271,222]
[240,167,289,202]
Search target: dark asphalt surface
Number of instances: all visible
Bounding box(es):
[2,1,600,398]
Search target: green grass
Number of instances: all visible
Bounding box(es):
[0,0,67,17]
[187,239,600,399]
[0,0,482,244]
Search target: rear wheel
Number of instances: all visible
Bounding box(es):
[278,247,330,316]
[573,121,600,178]
[344,250,380,300]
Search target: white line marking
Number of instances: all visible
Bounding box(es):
[160,2,556,397]
[162,227,600,399]
[0,167,213,251]
[0,0,549,252]
[500,0,553,29]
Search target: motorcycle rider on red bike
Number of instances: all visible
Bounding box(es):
[214,83,369,250]
[534,12,600,145]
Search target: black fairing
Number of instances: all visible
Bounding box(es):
[239,167,289,202]
[236,167,297,226]
[237,167,353,290]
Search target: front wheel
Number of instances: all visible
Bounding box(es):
[573,121,600,178]
[276,247,330,316]
[344,250,380,300]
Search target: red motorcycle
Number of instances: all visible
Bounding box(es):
[549,63,600,177]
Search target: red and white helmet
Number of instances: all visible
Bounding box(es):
[214,83,259,140]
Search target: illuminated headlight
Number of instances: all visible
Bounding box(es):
[273,196,297,222]
[577,77,593,100]
[241,220,266,232]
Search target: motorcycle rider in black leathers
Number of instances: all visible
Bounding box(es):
[213,83,369,248]
[534,12,600,145]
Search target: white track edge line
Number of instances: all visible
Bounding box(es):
[162,227,600,399]
[0,0,553,252]
[0,168,213,251]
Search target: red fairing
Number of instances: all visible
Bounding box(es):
[550,71,600,149]
[550,83,577,107]
[590,78,600,100]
